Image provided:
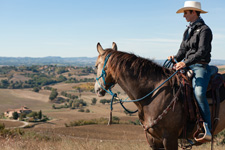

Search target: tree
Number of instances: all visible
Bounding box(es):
[0,80,9,88]
[91,98,97,105]
[52,104,56,109]
[38,110,42,119]
[12,112,19,120]
[27,112,38,119]
[49,89,58,100]
[19,112,27,121]
[100,99,106,105]
[33,87,39,92]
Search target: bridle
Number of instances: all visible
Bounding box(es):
[96,53,115,96]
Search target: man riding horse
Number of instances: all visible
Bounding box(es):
[168,1,212,141]
[94,1,225,149]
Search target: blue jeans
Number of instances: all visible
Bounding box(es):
[189,64,211,130]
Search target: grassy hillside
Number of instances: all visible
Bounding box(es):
[0,89,51,113]
[1,65,225,150]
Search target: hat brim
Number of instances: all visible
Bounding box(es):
[176,7,208,14]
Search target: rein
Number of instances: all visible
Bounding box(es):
[96,54,179,117]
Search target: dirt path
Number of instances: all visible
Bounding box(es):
[0,119,29,128]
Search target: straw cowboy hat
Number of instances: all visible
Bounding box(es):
[176,1,208,14]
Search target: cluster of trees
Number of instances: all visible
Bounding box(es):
[76,67,95,76]
[52,99,87,110]
[65,77,95,83]
[12,110,48,122]
[0,74,67,89]
[61,91,79,100]
[99,99,112,105]
[55,67,68,74]
[0,65,95,89]
[0,66,17,74]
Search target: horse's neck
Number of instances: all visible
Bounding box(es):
[116,72,164,100]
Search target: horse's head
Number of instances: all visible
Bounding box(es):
[95,42,117,97]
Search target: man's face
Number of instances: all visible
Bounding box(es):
[183,10,196,22]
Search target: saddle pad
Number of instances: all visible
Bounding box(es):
[209,66,218,76]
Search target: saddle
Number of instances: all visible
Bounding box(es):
[179,65,225,143]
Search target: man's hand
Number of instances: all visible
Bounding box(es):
[167,55,175,62]
[175,62,186,70]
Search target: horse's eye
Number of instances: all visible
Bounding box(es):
[95,65,98,69]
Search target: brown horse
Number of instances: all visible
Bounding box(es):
[94,42,225,150]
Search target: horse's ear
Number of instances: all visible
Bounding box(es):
[112,42,117,51]
[97,42,105,55]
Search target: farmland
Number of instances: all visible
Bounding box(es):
[1,64,225,150]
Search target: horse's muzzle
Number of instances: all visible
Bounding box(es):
[95,82,106,97]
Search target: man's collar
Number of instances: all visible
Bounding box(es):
[190,17,203,27]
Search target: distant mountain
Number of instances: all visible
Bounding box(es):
[0,56,97,66]
[0,56,225,66]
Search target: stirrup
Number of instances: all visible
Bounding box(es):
[194,122,212,143]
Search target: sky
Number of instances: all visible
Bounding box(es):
[0,0,225,60]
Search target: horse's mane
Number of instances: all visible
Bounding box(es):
[104,49,173,80]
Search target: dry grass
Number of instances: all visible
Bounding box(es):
[9,74,30,82]
[8,89,50,102]
[0,89,52,113]
[73,82,95,91]
[0,133,224,150]
[0,137,150,150]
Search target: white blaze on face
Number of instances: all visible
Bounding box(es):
[95,56,106,97]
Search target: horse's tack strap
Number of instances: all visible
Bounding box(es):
[143,86,182,131]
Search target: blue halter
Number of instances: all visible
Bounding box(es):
[96,53,115,96]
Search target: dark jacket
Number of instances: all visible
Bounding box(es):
[174,18,212,66]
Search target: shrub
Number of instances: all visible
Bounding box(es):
[112,116,120,124]
[33,87,40,92]
[78,108,85,112]
[27,111,38,118]
[128,120,140,125]
[0,123,24,138]
[65,117,121,127]
[100,99,111,105]
[91,98,97,105]
[44,86,52,90]
[52,104,56,109]
[0,123,5,130]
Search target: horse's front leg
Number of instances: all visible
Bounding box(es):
[146,133,164,150]
[163,136,178,150]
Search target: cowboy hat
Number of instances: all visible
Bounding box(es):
[176,1,208,14]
